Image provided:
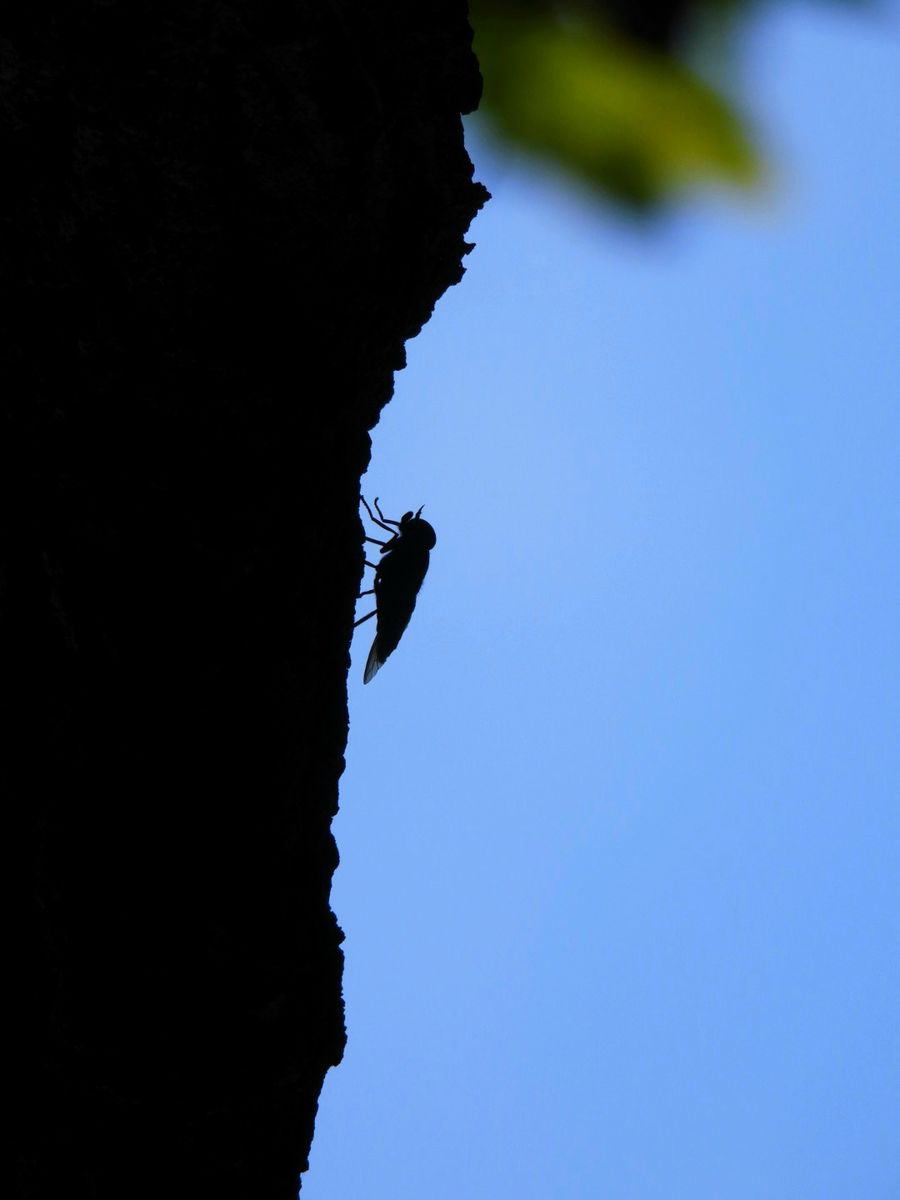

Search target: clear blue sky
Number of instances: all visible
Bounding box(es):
[306,6,899,1197]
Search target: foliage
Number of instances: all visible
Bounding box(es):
[471,1,770,209]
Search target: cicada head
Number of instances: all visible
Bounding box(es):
[399,510,436,550]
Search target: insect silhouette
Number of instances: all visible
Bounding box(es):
[354,495,437,683]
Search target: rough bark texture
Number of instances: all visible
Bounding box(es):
[2,3,486,1196]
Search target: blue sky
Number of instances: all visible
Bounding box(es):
[305,5,899,1197]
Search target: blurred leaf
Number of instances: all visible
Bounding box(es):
[472,5,761,209]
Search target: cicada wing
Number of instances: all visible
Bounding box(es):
[363,636,384,684]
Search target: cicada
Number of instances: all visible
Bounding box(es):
[354,496,436,683]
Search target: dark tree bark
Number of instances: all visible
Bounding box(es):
[2,3,486,1196]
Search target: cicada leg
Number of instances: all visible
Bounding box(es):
[360,495,395,534]
[372,496,403,529]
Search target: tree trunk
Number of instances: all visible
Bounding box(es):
[2,3,486,1196]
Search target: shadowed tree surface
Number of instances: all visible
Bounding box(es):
[2,3,484,1196]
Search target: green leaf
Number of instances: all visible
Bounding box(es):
[472,7,761,209]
